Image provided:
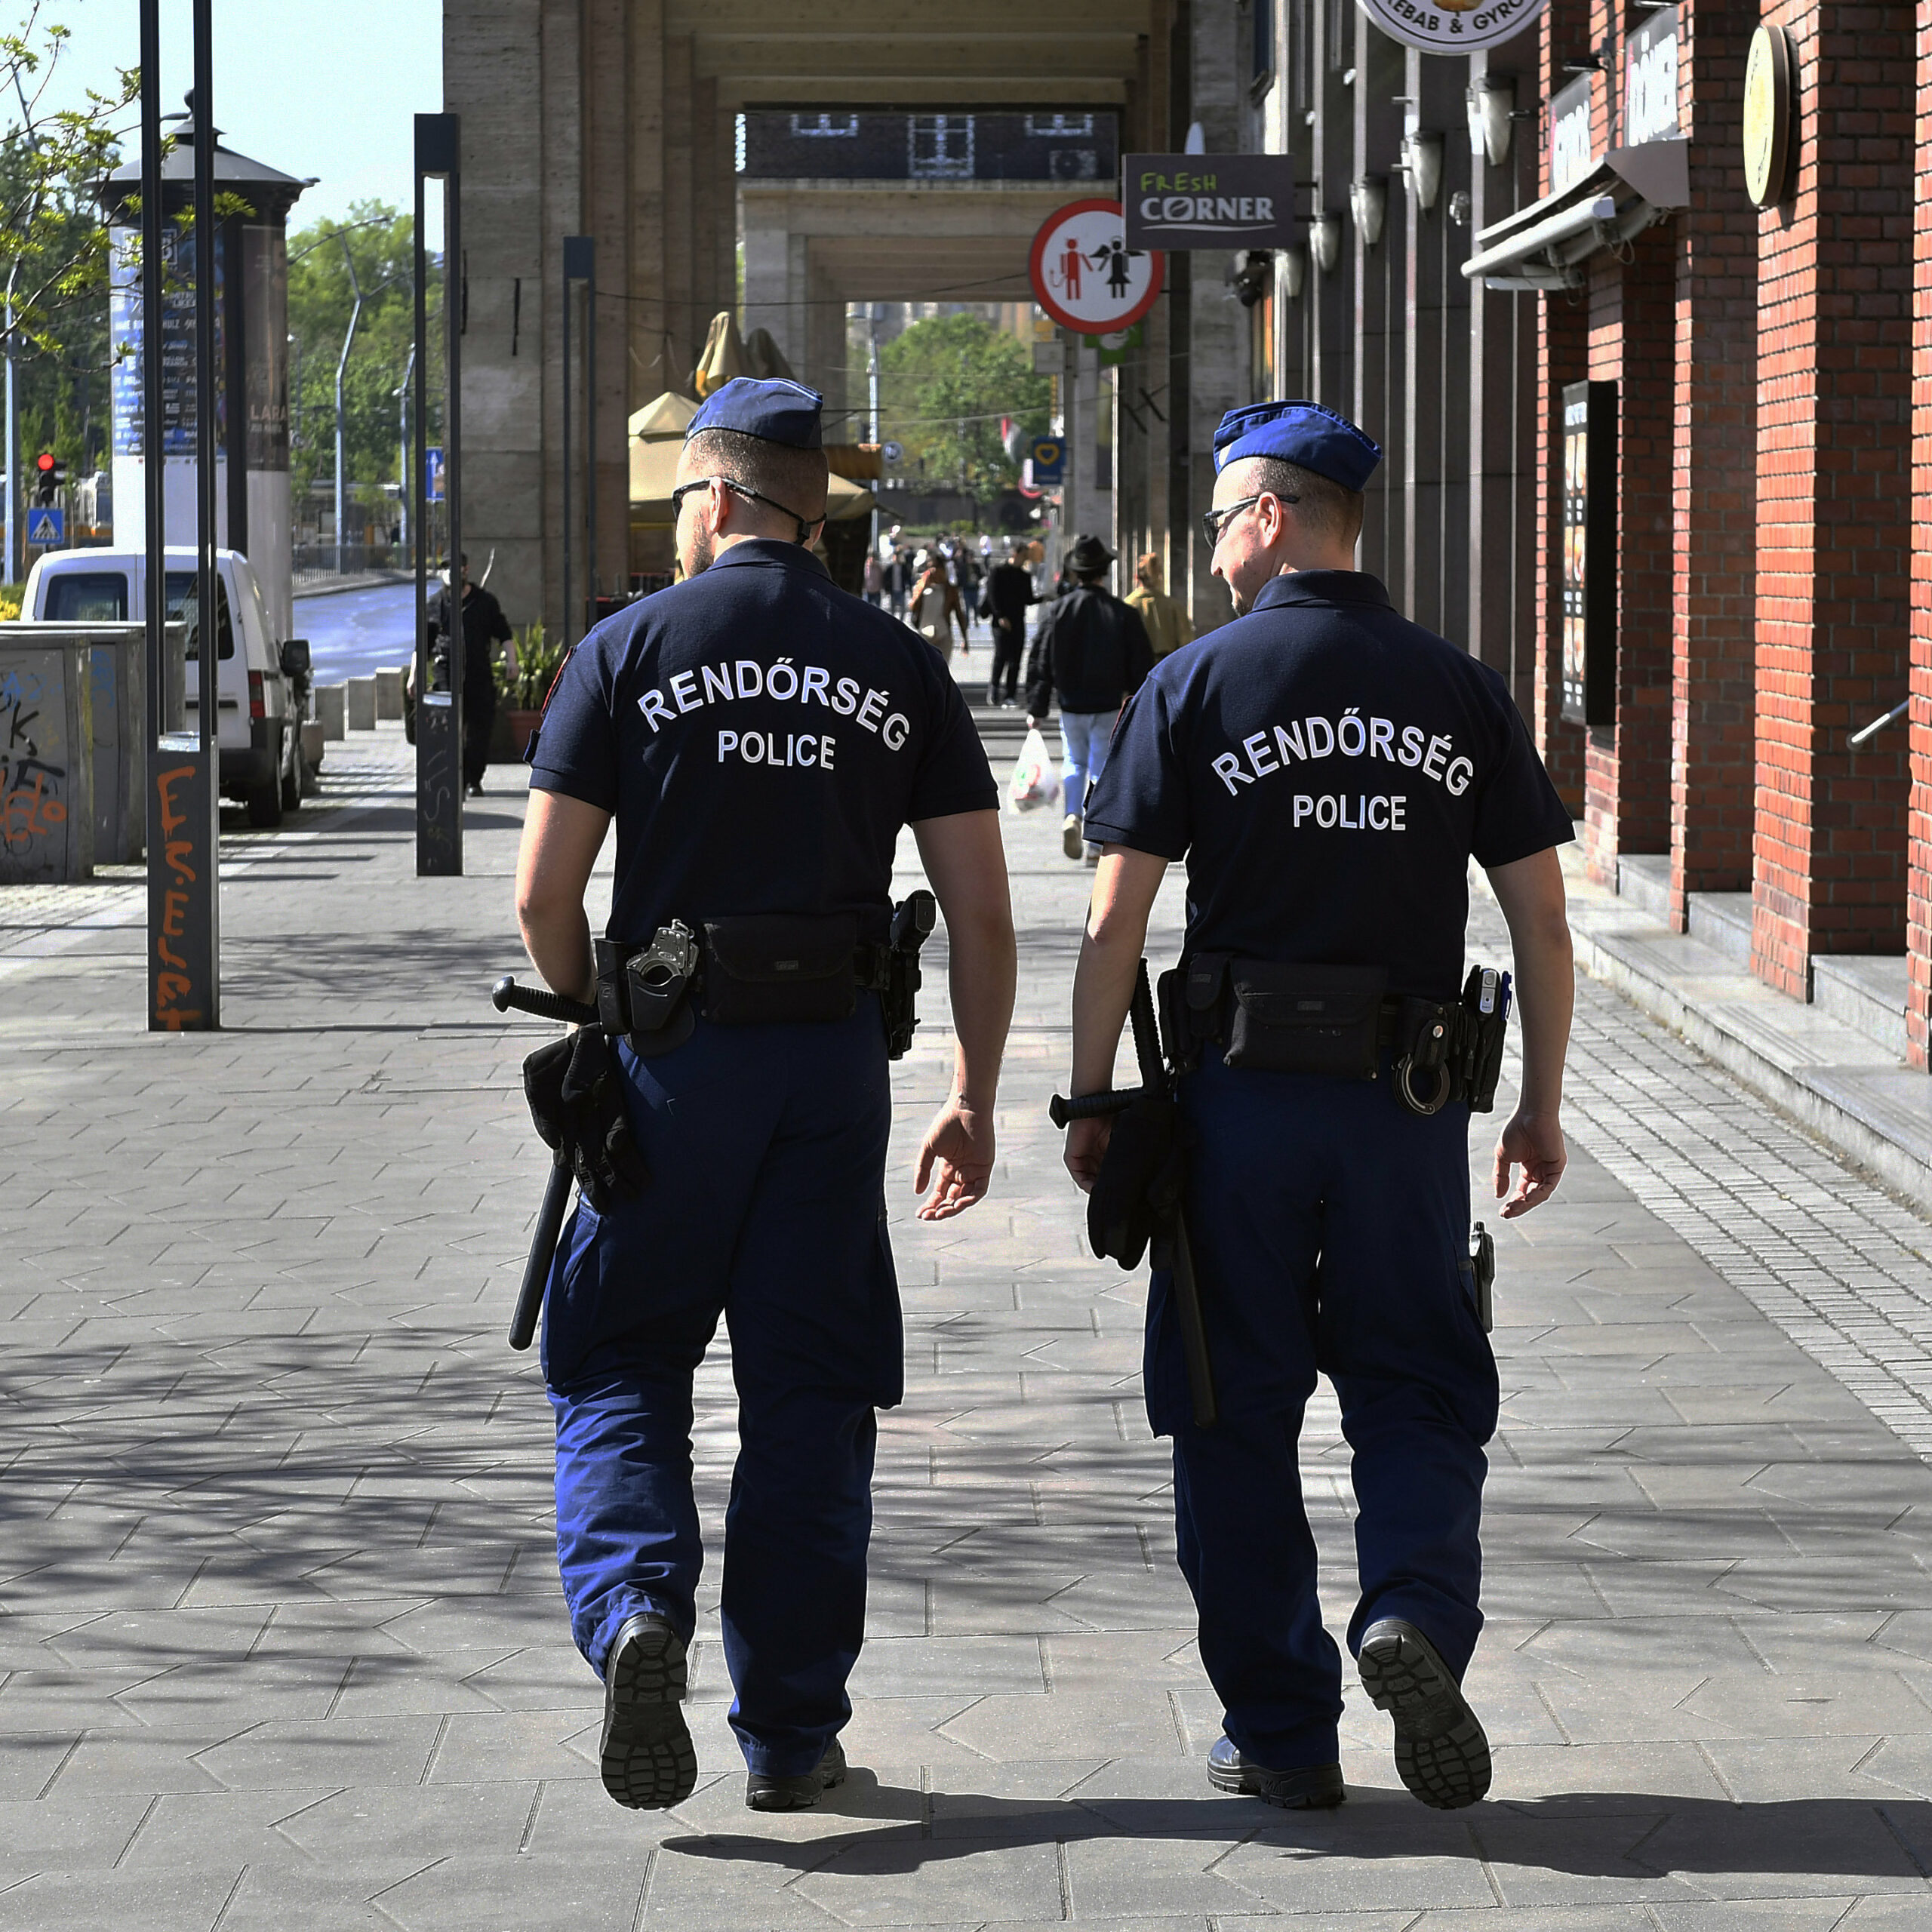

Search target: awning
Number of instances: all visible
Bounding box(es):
[1463,140,1686,292]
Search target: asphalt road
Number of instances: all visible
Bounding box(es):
[294,580,417,683]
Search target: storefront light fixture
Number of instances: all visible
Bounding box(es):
[1350,176,1387,248]
[1310,213,1342,272]
[1281,247,1305,299]
[1467,75,1516,167]
[1404,130,1444,211]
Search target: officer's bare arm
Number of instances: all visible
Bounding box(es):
[1485,846,1574,1217]
[909,809,1017,1222]
[1066,847,1169,1192]
[515,788,612,1008]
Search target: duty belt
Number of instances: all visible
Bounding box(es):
[594,894,936,1061]
[1158,954,1513,1117]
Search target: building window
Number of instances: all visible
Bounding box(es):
[1048,149,1098,180]
[1026,112,1095,138]
[735,113,747,172]
[1251,0,1275,87]
[790,112,859,137]
[909,115,974,178]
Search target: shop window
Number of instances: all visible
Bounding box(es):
[909,115,974,177]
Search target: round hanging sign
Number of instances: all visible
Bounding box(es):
[1743,24,1795,208]
[1354,0,1549,57]
[1027,199,1164,337]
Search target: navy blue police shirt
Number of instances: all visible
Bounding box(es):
[1081,571,1574,997]
[529,540,997,940]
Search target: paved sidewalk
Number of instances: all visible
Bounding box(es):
[4,731,1932,1927]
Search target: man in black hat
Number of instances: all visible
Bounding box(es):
[1024,533,1155,861]
[430,552,515,797]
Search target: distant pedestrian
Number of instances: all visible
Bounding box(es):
[863,551,884,605]
[1125,552,1195,659]
[885,549,909,621]
[1024,533,1153,861]
[430,552,516,797]
[984,541,1038,708]
[911,550,964,663]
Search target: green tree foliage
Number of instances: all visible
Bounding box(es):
[878,312,1050,498]
[286,202,442,526]
[2,5,137,475]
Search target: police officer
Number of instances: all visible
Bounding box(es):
[514,377,1017,1814]
[1064,400,1575,1812]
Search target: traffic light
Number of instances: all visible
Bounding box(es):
[32,451,65,505]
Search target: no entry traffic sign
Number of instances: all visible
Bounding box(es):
[1028,199,1164,337]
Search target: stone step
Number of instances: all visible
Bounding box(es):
[1813,954,1910,1060]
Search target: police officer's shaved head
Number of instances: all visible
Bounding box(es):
[681,428,831,526]
[678,377,831,558]
[1233,456,1364,547]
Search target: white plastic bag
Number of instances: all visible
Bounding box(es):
[1008,724,1055,811]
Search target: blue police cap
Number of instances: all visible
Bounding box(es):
[1212,398,1382,492]
[686,377,825,451]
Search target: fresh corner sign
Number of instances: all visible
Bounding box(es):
[1355,0,1548,56]
[1122,155,1297,251]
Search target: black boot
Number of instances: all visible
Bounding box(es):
[745,1738,848,1813]
[1357,1617,1491,1810]
[1206,1737,1345,1809]
[598,1613,697,1810]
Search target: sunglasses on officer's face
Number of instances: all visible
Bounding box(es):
[672,475,822,545]
[1200,489,1298,552]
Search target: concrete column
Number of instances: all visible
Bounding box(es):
[1183,0,1241,635]
[1910,2,1932,1064]
[1353,24,1404,591]
[585,0,631,605]
[1466,45,1536,705]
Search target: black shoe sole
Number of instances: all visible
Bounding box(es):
[1207,1757,1346,1810]
[1357,1620,1491,1810]
[601,1617,697,1810]
[746,1743,848,1813]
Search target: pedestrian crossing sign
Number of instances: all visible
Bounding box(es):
[26,506,63,547]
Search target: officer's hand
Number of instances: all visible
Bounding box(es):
[1494,1109,1565,1217]
[915,1100,995,1220]
[1064,1115,1112,1192]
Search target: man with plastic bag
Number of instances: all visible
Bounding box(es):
[1023,533,1154,863]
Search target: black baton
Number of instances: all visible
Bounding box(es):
[1051,961,1218,1428]
[493,975,599,1352]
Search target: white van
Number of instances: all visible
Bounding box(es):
[22,546,309,826]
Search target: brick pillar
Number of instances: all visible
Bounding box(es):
[1752,0,1914,997]
[1669,0,1758,933]
[1910,2,1932,1063]
[1581,243,1675,884]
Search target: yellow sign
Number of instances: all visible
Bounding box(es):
[1743,25,1795,208]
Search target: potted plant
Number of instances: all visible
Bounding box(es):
[497,622,563,761]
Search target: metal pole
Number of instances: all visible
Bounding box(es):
[561,235,594,640]
[4,266,17,586]
[223,213,247,556]
[586,239,597,623]
[395,345,414,555]
[334,234,364,574]
[413,112,462,875]
[561,245,571,652]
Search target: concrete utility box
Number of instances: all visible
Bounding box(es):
[315,683,346,740]
[0,635,98,882]
[375,666,404,720]
[346,675,377,731]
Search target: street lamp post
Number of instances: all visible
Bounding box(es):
[395,343,415,556]
[332,235,365,574]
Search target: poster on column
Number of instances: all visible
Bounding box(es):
[1355,0,1549,57]
[1560,381,1617,729]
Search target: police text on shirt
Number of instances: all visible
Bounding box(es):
[1209,706,1475,814]
[635,655,914,766]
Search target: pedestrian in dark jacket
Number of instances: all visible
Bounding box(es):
[1024,533,1154,860]
[983,545,1038,707]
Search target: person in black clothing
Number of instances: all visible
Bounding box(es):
[432,553,516,796]
[1024,533,1154,860]
[983,543,1038,707]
